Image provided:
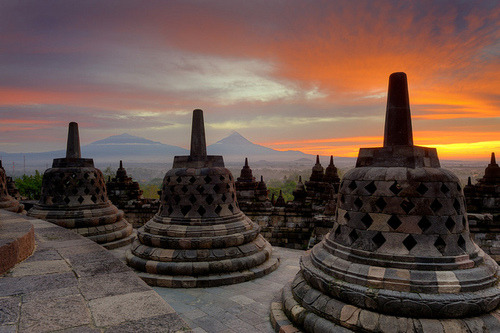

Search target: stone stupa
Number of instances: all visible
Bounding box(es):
[126,109,279,287]
[28,122,134,249]
[0,161,24,213]
[271,73,500,332]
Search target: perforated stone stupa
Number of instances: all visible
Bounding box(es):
[126,109,279,287]
[271,73,500,332]
[0,161,24,213]
[28,122,134,249]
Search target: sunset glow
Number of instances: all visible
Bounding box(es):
[0,1,498,159]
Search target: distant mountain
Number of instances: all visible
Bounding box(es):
[90,133,163,145]
[207,131,311,162]
[0,131,357,175]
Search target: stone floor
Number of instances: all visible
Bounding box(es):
[0,211,189,333]
[111,246,304,333]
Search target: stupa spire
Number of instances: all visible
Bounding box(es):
[383,72,413,147]
[66,122,81,159]
[119,160,123,169]
[190,109,207,160]
[491,152,496,165]
[315,155,320,164]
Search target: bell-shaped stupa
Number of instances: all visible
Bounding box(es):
[0,161,24,213]
[271,73,500,332]
[126,110,279,287]
[28,122,134,249]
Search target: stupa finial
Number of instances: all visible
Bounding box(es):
[491,152,496,165]
[119,160,123,169]
[316,155,320,164]
[190,109,207,160]
[383,72,413,147]
[329,155,334,166]
[468,176,472,186]
[245,157,248,167]
[66,122,81,159]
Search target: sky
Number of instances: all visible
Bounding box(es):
[0,0,498,160]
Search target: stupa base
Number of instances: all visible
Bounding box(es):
[126,250,280,288]
[271,278,500,333]
[100,231,136,250]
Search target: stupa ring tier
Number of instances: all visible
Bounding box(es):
[126,109,279,287]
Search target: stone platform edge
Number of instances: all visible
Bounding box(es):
[0,210,35,274]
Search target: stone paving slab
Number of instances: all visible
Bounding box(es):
[148,247,304,333]
[0,210,190,333]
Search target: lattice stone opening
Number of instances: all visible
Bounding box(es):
[387,215,402,230]
[400,199,415,214]
[375,197,387,211]
[361,213,373,229]
[416,183,429,195]
[403,235,417,251]
[389,181,402,195]
[445,217,455,232]
[441,183,450,194]
[430,199,443,213]
[354,197,363,209]
[364,181,377,194]
[418,216,432,232]
[372,232,386,248]
[348,180,357,191]
[349,229,359,244]
[434,236,446,254]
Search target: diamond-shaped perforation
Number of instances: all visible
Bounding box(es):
[173,195,181,204]
[189,176,196,184]
[348,181,357,191]
[180,205,191,216]
[90,195,98,203]
[375,197,387,211]
[197,206,206,216]
[213,184,221,193]
[181,186,189,194]
[434,236,446,254]
[354,197,363,210]
[389,181,402,195]
[372,232,386,248]
[176,176,182,183]
[458,235,466,251]
[453,199,461,214]
[196,185,205,194]
[364,181,377,195]
[403,235,417,251]
[430,199,443,213]
[221,194,227,202]
[387,215,402,230]
[95,187,100,194]
[445,217,455,232]
[441,183,450,194]
[228,204,234,213]
[214,205,222,215]
[225,184,230,190]
[361,213,373,229]
[77,196,84,204]
[84,188,90,195]
[334,226,342,238]
[219,175,225,181]
[416,183,429,195]
[344,211,350,222]
[418,217,432,232]
[83,173,89,179]
[189,194,197,204]
[400,199,415,214]
[349,229,358,244]
[206,194,214,205]
[456,183,461,192]
[204,175,212,183]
